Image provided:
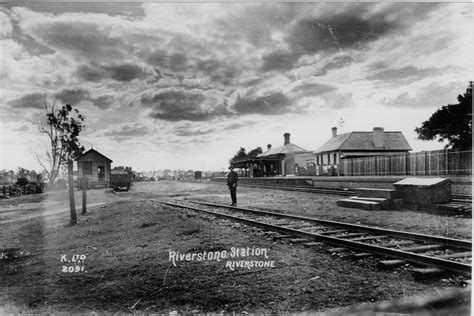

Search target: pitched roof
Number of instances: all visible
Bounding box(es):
[314,131,412,153]
[260,143,311,157]
[76,149,113,162]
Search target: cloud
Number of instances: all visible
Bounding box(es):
[145,50,189,72]
[5,2,145,18]
[291,83,337,98]
[7,92,47,109]
[315,55,353,77]
[232,92,291,115]
[380,80,466,108]
[91,95,115,109]
[17,10,130,60]
[104,64,148,82]
[222,122,246,131]
[141,89,228,121]
[75,65,108,82]
[261,50,300,72]
[75,63,148,82]
[54,88,90,105]
[103,123,149,137]
[287,14,393,55]
[366,66,442,84]
[173,124,215,137]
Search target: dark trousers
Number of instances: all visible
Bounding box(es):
[229,186,237,205]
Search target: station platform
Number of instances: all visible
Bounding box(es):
[212,175,472,196]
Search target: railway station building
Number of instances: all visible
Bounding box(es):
[76,149,113,188]
[313,127,412,176]
[231,133,312,177]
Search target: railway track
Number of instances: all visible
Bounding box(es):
[159,199,472,275]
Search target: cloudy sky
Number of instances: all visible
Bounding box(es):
[0,2,472,172]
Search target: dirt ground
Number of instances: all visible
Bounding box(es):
[0,180,471,314]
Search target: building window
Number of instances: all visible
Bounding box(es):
[327,153,331,164]
[333,153,337,164]
[84,162,93,175]
[316,156,320,165]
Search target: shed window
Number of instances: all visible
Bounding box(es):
[84,162,93,175]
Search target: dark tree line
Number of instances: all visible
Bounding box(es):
[415,82,472,149]
[229,147,263,165]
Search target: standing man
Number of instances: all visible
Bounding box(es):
[227,166,238,206]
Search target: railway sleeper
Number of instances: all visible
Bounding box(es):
[349,252,374,260]
[330,232,368,239]
[410,268,450,281]
[318,229,348,235]
[303,242,324,248]
[436,251,472,260]
[377,259,406,270]
[379,240,414,247]
[399,244,445,253]
[349,235,388,242]
[327,247,348,253]
[272,234,292,241]
[290,238,310,244]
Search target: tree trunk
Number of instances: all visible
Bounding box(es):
[67,160,77,225]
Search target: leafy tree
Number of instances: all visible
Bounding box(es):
[415,83,472,148]
[229,147,247,164]
[41,103,85,225]
[248,147,263,158]
[37,102,85,186]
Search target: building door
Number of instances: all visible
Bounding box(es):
[98,166,105,181]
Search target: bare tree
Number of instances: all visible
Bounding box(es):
[38,102,85,225]
[36,101,65,187]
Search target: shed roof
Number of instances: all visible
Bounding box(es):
[314,131,412,153]
[260,143,311,157]
[76,149,113,162]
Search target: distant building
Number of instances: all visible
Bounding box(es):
[76,149,112,188]
[313,127,412,175]
[232,133,312,177]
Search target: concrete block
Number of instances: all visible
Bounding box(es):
[337,198,382,211]
[355,188,399,199]
[350,196,391,209]
[390,199,404,210]
[393,177,451,205]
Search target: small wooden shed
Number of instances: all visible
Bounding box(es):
[76,149,113,188]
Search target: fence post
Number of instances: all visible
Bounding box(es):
[445,148,449,175]
[405,153,409,175]
[425,151,429,175]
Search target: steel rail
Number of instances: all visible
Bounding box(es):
[190,201,472,251]
[159,200,471,274]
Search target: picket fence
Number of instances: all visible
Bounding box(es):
[339,148,472,176]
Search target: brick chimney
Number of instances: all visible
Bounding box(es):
[373,127,384,148]
[267,144,272,150]
[332,127,337,137]
[284,133,290,145]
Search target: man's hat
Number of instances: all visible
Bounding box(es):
[228,166,234,169]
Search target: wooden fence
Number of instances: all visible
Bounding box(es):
[340,148,472,176]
